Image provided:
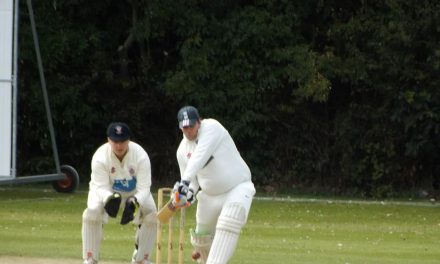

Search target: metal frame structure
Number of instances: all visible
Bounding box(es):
[0,0,78,192]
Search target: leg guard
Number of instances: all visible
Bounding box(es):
[82,208,104,262]
[132,212,157,263]
[190,229,213,264]
[206,203,246,264]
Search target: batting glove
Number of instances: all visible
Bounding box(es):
[186,188,196,204]
[177,180,190,196]
[172,181,195,208]
[104,192,121,218]
[120,196,138,225]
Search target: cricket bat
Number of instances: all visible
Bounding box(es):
[157,191,190,224]
[157,198,178,224]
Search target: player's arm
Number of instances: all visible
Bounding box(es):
[157,145,200,224]
[181,121,223,182]
[118,145,151,225]
[91,158,122,217]
[174,143,200,206]
[90,157,113,202]
[133,149,152,203]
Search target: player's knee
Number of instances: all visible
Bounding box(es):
[216,203,246,234]
[83,208,103,223]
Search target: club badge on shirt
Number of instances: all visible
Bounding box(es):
[111,166,137,192]
[113,176,137,192]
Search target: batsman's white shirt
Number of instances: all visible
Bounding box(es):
[177,119,252,195]
[89,141,152,206]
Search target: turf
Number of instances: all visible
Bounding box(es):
[0,185,439,263]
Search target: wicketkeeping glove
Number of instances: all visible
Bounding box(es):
[104,192,121,218]
[120,196,138,225]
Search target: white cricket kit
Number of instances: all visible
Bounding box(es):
[82,141,157,263]
[88,141,152,205]
[177,119,252,195]
[177,119,256,264]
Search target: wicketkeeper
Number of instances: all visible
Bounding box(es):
[173,106,256,264]
[82,122,157,264]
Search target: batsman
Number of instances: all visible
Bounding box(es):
[173,106,256,264]
[82,122,157,264]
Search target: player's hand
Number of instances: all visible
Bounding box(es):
[172,181,187,207]
[177,180,190,196]
[104,192,121,217]
[121,196,138,225]
[172,181,195,208]
[186,188,196,205]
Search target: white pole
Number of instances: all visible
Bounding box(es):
[11,0,19,178]
[0,0,14,177]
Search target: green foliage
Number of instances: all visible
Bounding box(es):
[305,0,440,196]
[15,0,440,197]
[162,2,331,185]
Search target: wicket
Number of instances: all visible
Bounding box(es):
[156,187,186,264]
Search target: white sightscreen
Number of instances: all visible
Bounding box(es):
[0,0,13,177]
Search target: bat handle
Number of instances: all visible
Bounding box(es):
[175,191,180,203]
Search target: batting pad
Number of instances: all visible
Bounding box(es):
[207,203,246,264]
[82,208,104,262]
[133,212,157,262]
[190,229,213,264]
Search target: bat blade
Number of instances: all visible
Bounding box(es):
[157,198,177,223]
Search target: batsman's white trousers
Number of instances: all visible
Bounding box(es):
[195,180,255,234]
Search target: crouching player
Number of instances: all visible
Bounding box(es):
[174,106,256,264]
[82,122,157,264]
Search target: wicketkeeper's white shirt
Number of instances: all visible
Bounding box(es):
[89,141,152,204]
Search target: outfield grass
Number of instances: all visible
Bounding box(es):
[0,184,439,263]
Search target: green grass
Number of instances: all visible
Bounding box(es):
[0,184,439,263]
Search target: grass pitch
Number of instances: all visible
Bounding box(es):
[0,184,439,263]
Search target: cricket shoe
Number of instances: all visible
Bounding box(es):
[83,258,97,264]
